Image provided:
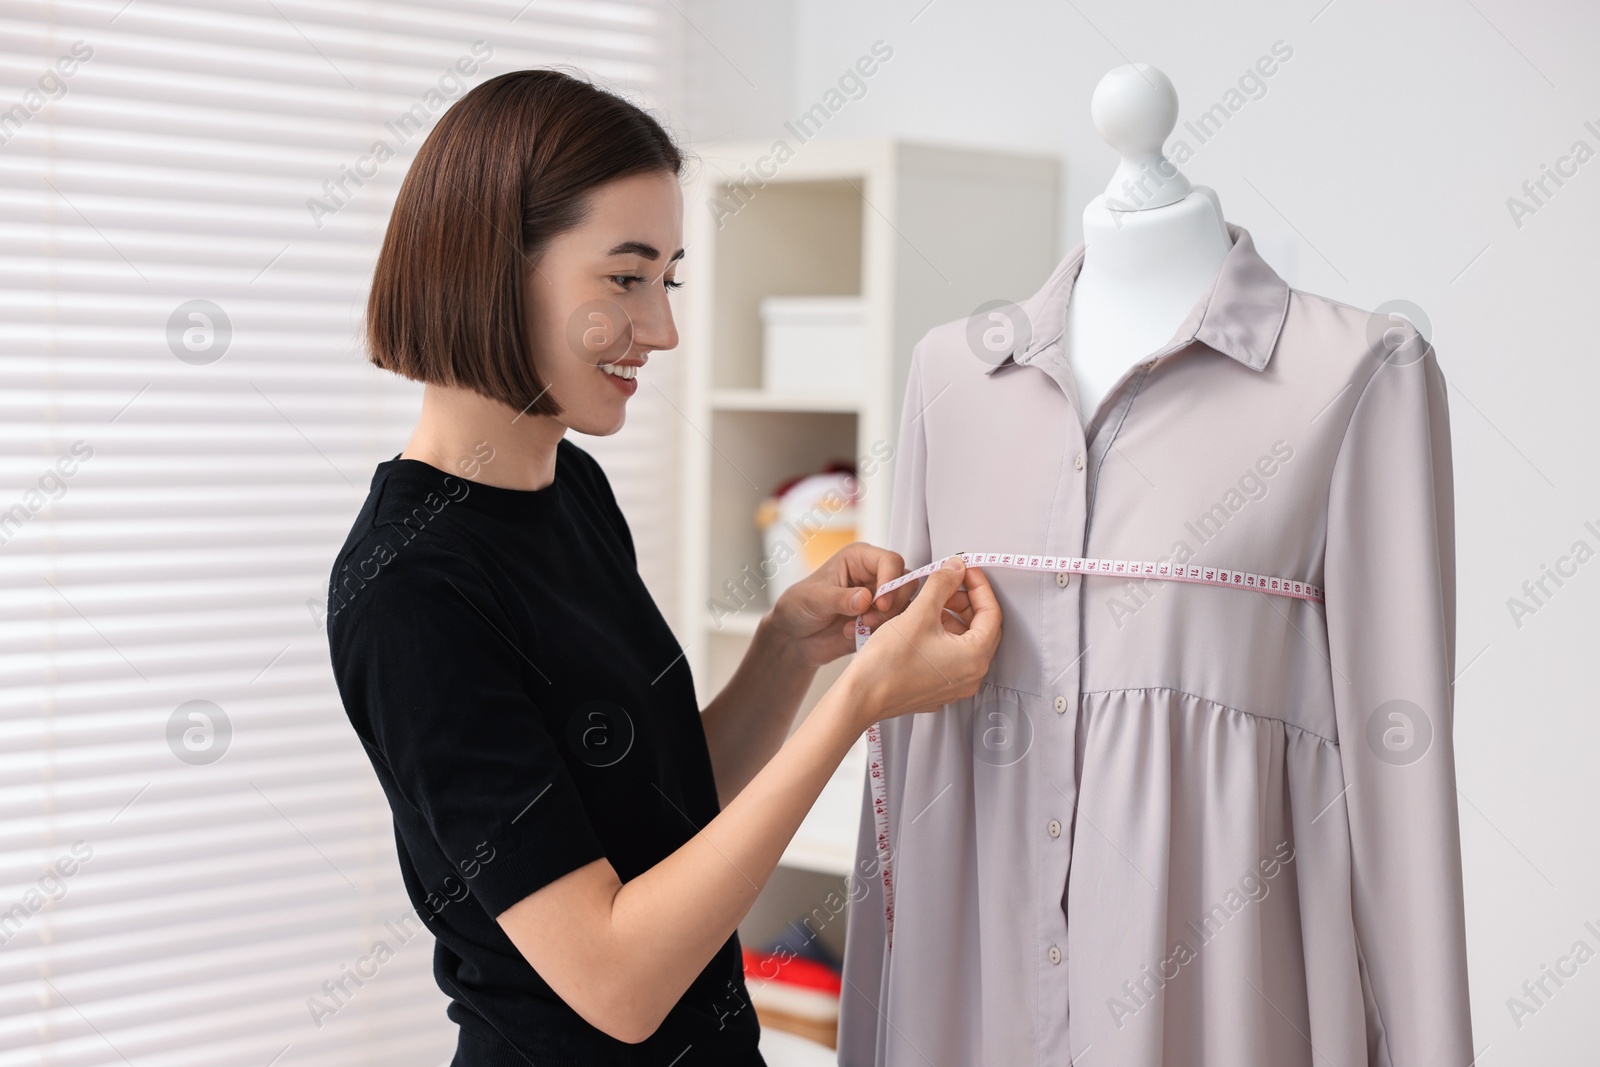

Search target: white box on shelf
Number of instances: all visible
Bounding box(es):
[760,296,864,396]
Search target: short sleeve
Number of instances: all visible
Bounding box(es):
[329,533,608,919]
[1323,338,1474,1062]
[838,337,933,1067]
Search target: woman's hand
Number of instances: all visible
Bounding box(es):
[842,555,1001,731]
[766,541,919,668]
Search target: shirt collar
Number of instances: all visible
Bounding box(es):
[982,221,1290,378]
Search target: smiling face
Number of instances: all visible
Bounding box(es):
[524,169,684,436]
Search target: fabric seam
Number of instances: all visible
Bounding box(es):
[1354,930,1396,1067]
[1077,683,1340,747]
[1319,339,1435,537]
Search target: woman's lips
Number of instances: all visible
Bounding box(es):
[600,365,639,395]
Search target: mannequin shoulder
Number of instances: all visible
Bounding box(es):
[1276,287,1441,396]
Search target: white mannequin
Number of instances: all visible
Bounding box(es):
[1066,64,1232,420]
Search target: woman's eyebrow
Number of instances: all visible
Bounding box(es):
[605,240,685,262]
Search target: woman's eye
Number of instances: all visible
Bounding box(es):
[611,274,684,291]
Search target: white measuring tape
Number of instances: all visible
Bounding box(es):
[851,551,1324,952]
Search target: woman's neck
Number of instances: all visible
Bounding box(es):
[399,382,568,490]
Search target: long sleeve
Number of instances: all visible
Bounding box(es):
[838,340,934,1066]
[1323,338,1473,1065]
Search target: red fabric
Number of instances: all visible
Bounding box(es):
[741,947,843,995]
[771,461,856,500]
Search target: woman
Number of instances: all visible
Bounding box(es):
[324,69,1001,1066]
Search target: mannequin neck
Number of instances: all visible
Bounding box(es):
[1080,190,1229,284]
[1065,191,1233,419]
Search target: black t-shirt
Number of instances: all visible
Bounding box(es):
[325,440,764,1066]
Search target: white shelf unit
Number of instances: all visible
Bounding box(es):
[675,139,1060,901]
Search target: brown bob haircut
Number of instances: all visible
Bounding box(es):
[366,69,684,418]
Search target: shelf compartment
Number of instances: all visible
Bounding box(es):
[709,179,865,393]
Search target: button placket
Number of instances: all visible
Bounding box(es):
[1036,411,1089,1036]
[1033,357,1154,1032]
[1083,362,1154,516]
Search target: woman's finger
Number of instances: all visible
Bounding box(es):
[829,542,913,619]
[832,584,873,617]
[837,541,900,590]
[872,553,914,617]
[907,557,965,628]
[954,565,1001,650]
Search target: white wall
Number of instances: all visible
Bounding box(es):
[672,0,798,145]
[679,0,1600,1060]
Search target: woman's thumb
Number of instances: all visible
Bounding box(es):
[912,556,965,617]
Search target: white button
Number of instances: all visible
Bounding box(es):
[1073,452,1084,471]
[1047,818,1062,838]
[1053,694,1068,713]
[1048,944,1062,965]
[1056,571,1070,588]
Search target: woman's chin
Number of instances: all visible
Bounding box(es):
[568,403,628,438]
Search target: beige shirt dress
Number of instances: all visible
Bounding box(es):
[837,223,1473,1067]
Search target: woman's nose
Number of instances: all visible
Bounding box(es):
[631,288,679,355]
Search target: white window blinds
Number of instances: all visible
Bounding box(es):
[0,2,679,1064]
